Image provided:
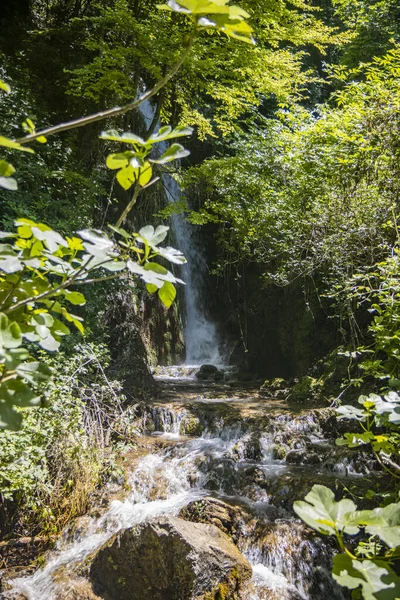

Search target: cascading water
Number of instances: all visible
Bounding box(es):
[140,101,222,365]
[5,382,354,600]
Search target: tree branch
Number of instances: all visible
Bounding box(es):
[15,28,197,145]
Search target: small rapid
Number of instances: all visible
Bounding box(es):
[5,366,356,600]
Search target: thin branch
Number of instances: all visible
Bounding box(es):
[15,28,197,146]
[74,272,124,286]
[3,256,94,315]
[115,180,141,228]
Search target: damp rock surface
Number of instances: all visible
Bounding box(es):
[89,516,252,600]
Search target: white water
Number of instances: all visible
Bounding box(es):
[140,101,222,365]
[7,403,348,600]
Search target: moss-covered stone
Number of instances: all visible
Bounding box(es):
[288,375,323,403]
[90,516,251,600]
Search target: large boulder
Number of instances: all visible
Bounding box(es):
[90,516,251,600]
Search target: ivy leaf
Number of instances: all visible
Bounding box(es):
[293,484,359,535]
[0,135,34,153]
[100,130,147,147]
[374,394,400,425]
[105,151,133,170]
[108,225,130,239]
[0,255,23,273]
[127,260,184,289]
[157,0,254,44]
[0,379,42,408]
[0,401,22,430]
[62,311,84,335]
[77,229,114,250]
[139,162,153,186]
[158,281,176,308]
[116,164,137,190]
[0,159,17,190]
[332,555,400,600]
[199,14,255,44]
[31,226,68,252]
[146,283,159,294]
[101,260,126,272]
[51,319,70,337]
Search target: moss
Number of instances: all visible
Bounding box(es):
[288,376,322,403]
[272,444,287,460]
[181,415,203,436]
[261,377,287,391]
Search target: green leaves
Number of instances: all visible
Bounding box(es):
[158,281,177,308]
[0,79,10,94]
[364,504,400,549]
[295,485,400,600]
[0,159,17,191]
[102,125,192,193]
[0,313,22,351]
[137,225,169,247]
[157,0,254,44]
[332,555,400,600]
[295,484,400,545]
[293,484,359,535]
[150,143,190,165]
[0,312,51,429]
[0,135,34,154]
[0,214,185,428]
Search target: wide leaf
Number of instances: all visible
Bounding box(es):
[293,484,359,535]
[332,555,400,600]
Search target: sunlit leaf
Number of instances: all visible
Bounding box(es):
[158,281,176,308]
[293,484,359,535]
[332,555,400,600]
[0,136,34,153]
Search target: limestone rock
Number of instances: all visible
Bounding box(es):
[180,497,248,543]
[90,516,251,600]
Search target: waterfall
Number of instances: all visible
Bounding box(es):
[140,101,222,365]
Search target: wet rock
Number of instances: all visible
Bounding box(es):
[246,521,348,600]
[90,516,252,600]
[180,497,248,544]
[181,414,203,436]
[231,433,262,461]
[286,450,307,465]
[196,364,223,381]
[271,444,287,460]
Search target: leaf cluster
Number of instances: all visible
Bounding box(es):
[294,484,400,599]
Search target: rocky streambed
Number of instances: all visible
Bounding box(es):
[2,365,380,600]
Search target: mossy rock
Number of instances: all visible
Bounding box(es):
[272,444,287,460]
[288,376,323,403]
[261,377,287,391]
[181,415,204,436]
[90,516,251,600]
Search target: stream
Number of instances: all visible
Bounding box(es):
[2,364,371,600]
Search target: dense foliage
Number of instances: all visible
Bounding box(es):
[0,0,399,597]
